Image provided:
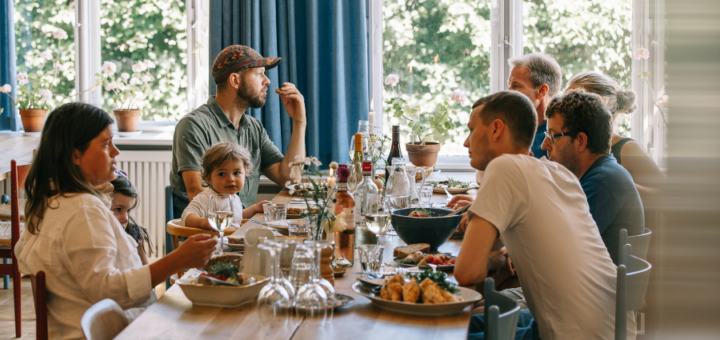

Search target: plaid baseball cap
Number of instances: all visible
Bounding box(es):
[212,45,281,83]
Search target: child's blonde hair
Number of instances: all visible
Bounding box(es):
[201,142,254,187]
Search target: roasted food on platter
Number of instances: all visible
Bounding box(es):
[378,270,461,304]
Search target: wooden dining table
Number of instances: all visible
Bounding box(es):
[116,190,476,340]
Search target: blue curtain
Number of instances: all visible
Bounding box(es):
[0,0,19,131]
[209,0,369,165]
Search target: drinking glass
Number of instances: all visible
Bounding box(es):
[257,240,295,323]
[295,241,333,317]
[287,219,309,237]
[278,239,301,279]
[208,194,234,255]
[365,196,390,236]
[289,243,315,291]
[264,203,288,222]
[417,183,434,207]
[358,244,384,279]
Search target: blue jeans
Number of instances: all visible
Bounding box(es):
[468,309,540,340]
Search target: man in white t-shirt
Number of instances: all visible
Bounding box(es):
[456,91,635,340]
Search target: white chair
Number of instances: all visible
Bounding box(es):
[625,228,652,260]
[484,277,522,340]
[615,243,652,340]
[81,299,130,340]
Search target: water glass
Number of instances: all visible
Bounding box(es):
[289,244,315,291]
[417,183,434,207]
[264,203,288,222]
[278,239,300,278]
[358,244,384,279]
[287,219,309,237]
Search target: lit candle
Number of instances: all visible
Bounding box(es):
[369,98,375,125]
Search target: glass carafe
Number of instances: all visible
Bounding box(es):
[385,158,412,209]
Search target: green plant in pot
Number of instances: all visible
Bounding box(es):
[384,73,468,167]
[0,28,70,133]
[95,60,156,132]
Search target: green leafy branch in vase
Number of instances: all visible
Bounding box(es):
[383,73,468,145]
[287,156,347,240]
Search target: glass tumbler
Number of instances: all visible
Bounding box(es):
[358,244,384,279]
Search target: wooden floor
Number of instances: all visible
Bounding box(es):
[0,275,167,340]
[0,277,35,340]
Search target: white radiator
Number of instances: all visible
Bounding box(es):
[116,150,173,259]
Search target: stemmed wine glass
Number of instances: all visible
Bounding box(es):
[304,240,335,318]
[208,194,234,255]
[257,240,295,323]
[294,243,330,318]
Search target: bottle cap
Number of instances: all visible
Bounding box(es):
[354,133,363,151]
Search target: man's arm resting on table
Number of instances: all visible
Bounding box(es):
[181,170,207,202]
[455,214,500,286]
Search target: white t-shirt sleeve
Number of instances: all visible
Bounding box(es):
[468,156,529,234]
[181,190,210,225]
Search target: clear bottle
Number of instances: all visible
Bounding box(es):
[354,160,379,246]
[348,133,364,191]
[332,165,355,267]
[348,120,369,160]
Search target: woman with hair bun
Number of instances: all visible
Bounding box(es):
[15,102,217,339]
[566,71,664,200]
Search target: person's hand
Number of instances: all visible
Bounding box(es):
[457,211,473,233]
[277,83,306,125]
[251,200,272,214]
[198,219,217,231]
[447,195,474,210]
[173,234,217,269]
[500,247,514,276]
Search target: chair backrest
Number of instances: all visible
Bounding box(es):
[615,244,652,340]
[10,160,31,247]
[619,228,652,260]
[81,299,130,340]
[165,185,174,255]
[484,278,522,340]
[30,271,48,340]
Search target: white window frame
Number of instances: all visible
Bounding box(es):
[74,0,101,107]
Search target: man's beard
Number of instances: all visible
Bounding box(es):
[473,133,497,171]
[236,84,266,109]
[555,145,581,177]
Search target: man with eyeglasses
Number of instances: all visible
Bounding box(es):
[542,89,644,265]
[457,91,636,340]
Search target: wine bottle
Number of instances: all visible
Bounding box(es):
[333,165,355,267]
[354,160,379,246]
[350,133,363,190]
[385,125,402,183]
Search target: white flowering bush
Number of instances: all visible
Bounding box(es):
[95,60,156,110]
[634,47,668,125]
[0,28,69,110]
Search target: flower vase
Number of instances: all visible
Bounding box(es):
[304,214,323,240]
[19,109,48,133]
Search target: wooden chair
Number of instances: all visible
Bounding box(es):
[620,228,652,260]
[615,243,652,340]
[0,160,30,338]
[31,271,48,340]
[483,277,522,340]
[81,299,130,340]
[166,218,218,280]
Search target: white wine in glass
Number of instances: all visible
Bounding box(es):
[208,195,234,255]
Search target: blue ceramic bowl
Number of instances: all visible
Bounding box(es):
[390,208,462,251]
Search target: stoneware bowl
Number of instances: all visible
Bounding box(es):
[390,208,461,250]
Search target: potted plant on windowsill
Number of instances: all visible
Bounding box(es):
[95,60,156,132]
[384,74,468,167]
[0,29,69,133]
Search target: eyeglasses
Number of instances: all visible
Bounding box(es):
[544,131,575,144]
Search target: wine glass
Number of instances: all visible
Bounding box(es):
[304,240,335,318]
[365,196,391,237]
[294,243,330,318]
[208,194,234,255]
[257,241,295,323]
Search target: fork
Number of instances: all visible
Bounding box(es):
[443,187,454,203]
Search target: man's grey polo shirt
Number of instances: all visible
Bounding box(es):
[171,97,284,207]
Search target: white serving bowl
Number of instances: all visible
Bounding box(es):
[178,273,270,308]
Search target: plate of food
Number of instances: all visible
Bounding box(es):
[393,244,456,272]
[352,270,482,316]
[224,236,244,251]
[286,183,329,197]
[287,207,303,219]
[432,178,479,194]
[176,256,270,308]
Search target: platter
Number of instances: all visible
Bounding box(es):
[352,281,481,316]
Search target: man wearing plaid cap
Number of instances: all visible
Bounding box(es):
[171,45,306,214]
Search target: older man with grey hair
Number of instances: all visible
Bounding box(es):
[508,53,562,159]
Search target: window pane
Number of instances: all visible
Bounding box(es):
[382,0,491,156]
[14,0,75,109]
[100,0,187,121]
[523,0,633,136]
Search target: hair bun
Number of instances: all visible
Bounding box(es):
[616,89,637,113]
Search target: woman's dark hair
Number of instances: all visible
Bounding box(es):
[25,102,114,234]
[111,174,153,256]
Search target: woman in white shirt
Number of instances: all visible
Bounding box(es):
[15,103,217,340]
